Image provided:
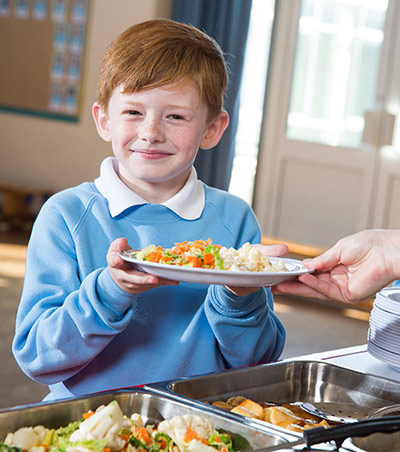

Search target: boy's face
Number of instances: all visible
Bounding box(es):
[93,82,228,201]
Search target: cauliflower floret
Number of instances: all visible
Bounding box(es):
[219,246,236,270]
[66,447,94,452]
[271,260,287,271]
[130,413,144,428]
[187,439,218,452]
[69,401,125,451]
[5,425,50,451]
[157,415,215,452]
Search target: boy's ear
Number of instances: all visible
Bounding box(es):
[200,111,230,150]
[92,102,112,142]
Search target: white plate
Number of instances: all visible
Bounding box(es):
[119,251,313,286]
[368,340,400,371]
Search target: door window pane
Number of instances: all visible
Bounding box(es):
[287,0,388,147]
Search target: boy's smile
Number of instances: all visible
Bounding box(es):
[93,83,229,203]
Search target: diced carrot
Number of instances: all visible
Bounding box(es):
[136,427,151,445]
[192,240,205,248]
[173,241,188,253]
[174,241,187,246]
[203,253,214,266]
[197,238,212,248]
[160,255,172,263]
[104,448,111,452]
[187,256,203,267]
[82,410,94,419]
[156,437,167,449]
[147,250,162,262]
[174,243,191,254]
[184,428,198,443]
[36,445,49,452]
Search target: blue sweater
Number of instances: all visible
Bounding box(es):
[13,181,285,401]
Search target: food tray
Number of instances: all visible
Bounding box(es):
[0,388,289,450]
[147,360,400,409]
[146,360,400,450]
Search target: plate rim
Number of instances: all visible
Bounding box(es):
[119,250,312,279]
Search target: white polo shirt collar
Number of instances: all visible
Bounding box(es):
[94,157,205,220]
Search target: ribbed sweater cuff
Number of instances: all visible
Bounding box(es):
[96,268,136,316]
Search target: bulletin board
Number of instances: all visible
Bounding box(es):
[0,0,90,122]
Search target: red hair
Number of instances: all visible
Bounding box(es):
[96,19,228,120]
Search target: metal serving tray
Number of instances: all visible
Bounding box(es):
[0,388,289,450]
[147,360,400,410]
[146,359,400,451]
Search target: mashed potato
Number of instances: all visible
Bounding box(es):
[219,242,287,272]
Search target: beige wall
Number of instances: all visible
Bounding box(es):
[0,0,172,192]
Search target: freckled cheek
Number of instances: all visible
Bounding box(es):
[171,130,203,151]
[115,125,139,147]
[175,140,197,157]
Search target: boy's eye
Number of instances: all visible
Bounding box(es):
[168,114,184,120]
[127,110,142,116]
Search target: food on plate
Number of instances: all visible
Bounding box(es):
[210,397,333,432]
[129,239,288,273]
[2,400,245,452]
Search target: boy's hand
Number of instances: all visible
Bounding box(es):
[107,238,179,294]
[225,243,289,297]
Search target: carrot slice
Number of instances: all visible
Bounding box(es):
[82,410,94,419]
[184,428,198,443]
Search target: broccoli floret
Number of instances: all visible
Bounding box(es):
[0,443,22,452]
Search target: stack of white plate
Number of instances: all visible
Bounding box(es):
[368,287,400,371]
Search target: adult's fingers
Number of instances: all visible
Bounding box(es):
[302,244,341,271]
[272,279,329,300]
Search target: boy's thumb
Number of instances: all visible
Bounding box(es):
[111,237,129,252]
[107,238,129,267]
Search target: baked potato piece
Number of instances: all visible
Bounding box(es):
[231,399,264,420]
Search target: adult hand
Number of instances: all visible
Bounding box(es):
[226,243,289,297]
[107,238,179,294]
[273,229,400,303]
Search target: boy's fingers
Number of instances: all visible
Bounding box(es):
[254,243,289,257]
[107,238,130,268]
[110,237,129,252]
[266,244,289,257]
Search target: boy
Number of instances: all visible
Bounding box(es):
[13,19,286,402]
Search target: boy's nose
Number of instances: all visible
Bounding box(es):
[138,118,164,143]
